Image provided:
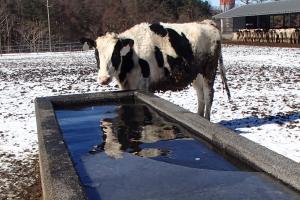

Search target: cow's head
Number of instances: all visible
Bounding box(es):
[80,33,134,86]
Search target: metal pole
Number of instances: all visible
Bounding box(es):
[46,0,52,52]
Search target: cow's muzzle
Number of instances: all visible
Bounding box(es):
[98,76,112,85]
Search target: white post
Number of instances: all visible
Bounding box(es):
[221,18,224,34]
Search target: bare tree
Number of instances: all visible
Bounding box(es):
[1,0,213,51]
[0,1,9,52]
[0,14,15,52]
[5,15,15,51]
[0,5,6,53]
[16,20,48,52]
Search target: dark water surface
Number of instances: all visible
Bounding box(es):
[55,103,300,200]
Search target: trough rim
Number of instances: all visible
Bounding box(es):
[134,91,300,191]
[35,91,134,200]
[35,90,300,200]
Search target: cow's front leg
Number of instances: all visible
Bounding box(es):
[192,74,205,117]
[139,77,150,91]
[126,69,148,90]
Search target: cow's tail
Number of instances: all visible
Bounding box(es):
[218,44,231,101]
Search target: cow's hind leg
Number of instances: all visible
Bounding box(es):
[203,78,214,121]
[192,74,205,117]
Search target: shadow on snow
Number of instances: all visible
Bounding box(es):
[218,112,300,134]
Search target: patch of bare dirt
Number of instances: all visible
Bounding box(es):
[0,154,42,200]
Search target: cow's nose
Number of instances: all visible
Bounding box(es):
[98,76,111,85]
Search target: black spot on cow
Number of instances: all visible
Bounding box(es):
[111,40,122,70]
[166,28,194,63]
[167,55,187,71]
[149,23,168,37]
[138,59,150,78]
[166,55,193,83]
[154,46,164,68]
[120,38,134,48]
[119,50,134,83]
[95,49,100,69]
[164,67,170,77]
[111,38,134,70]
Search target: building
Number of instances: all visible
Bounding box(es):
[213,0,300,34]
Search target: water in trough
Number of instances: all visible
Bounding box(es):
[55,103,299,200]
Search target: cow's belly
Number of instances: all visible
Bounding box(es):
[148,56,211,92]
[149,68,199,92]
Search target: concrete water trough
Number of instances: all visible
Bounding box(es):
[35,90,300,200]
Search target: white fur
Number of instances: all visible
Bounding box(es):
[95,33,118,82]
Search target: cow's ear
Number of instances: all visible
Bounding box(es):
[80,37,96,48]
[120,38,134,56]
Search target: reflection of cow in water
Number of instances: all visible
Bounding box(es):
[90,105,185,159]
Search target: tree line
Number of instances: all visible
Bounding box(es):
[0,0,212,52]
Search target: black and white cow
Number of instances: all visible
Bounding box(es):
[81,20,230,120]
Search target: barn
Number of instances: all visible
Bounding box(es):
[213,0,300,35]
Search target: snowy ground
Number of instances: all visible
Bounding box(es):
[0,45,299,199]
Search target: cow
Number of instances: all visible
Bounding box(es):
[232,31,241,41]
[80,20,231,120]
[275,29,286,43]
[255,29,264,43]
[268,29,276,43]
[262,29,270,43]
[285,28,297,44]
[296,29,300,44]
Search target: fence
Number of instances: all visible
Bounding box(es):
[0,42,84,54]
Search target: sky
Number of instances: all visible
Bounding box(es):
[209,0,219,7]
[208,0,244,7]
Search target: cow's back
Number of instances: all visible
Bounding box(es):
[118,21,222,91]
[160,22,221,57]
[119,22,221,58]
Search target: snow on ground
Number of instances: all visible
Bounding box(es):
[158,45,300,162]
[0,45,299,199]
[0,51,117,199]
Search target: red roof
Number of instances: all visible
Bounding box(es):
[220,0,235,5]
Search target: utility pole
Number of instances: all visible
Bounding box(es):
[6,15,10,52]
[46,0,52,51]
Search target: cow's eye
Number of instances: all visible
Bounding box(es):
[95,49,100,69]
